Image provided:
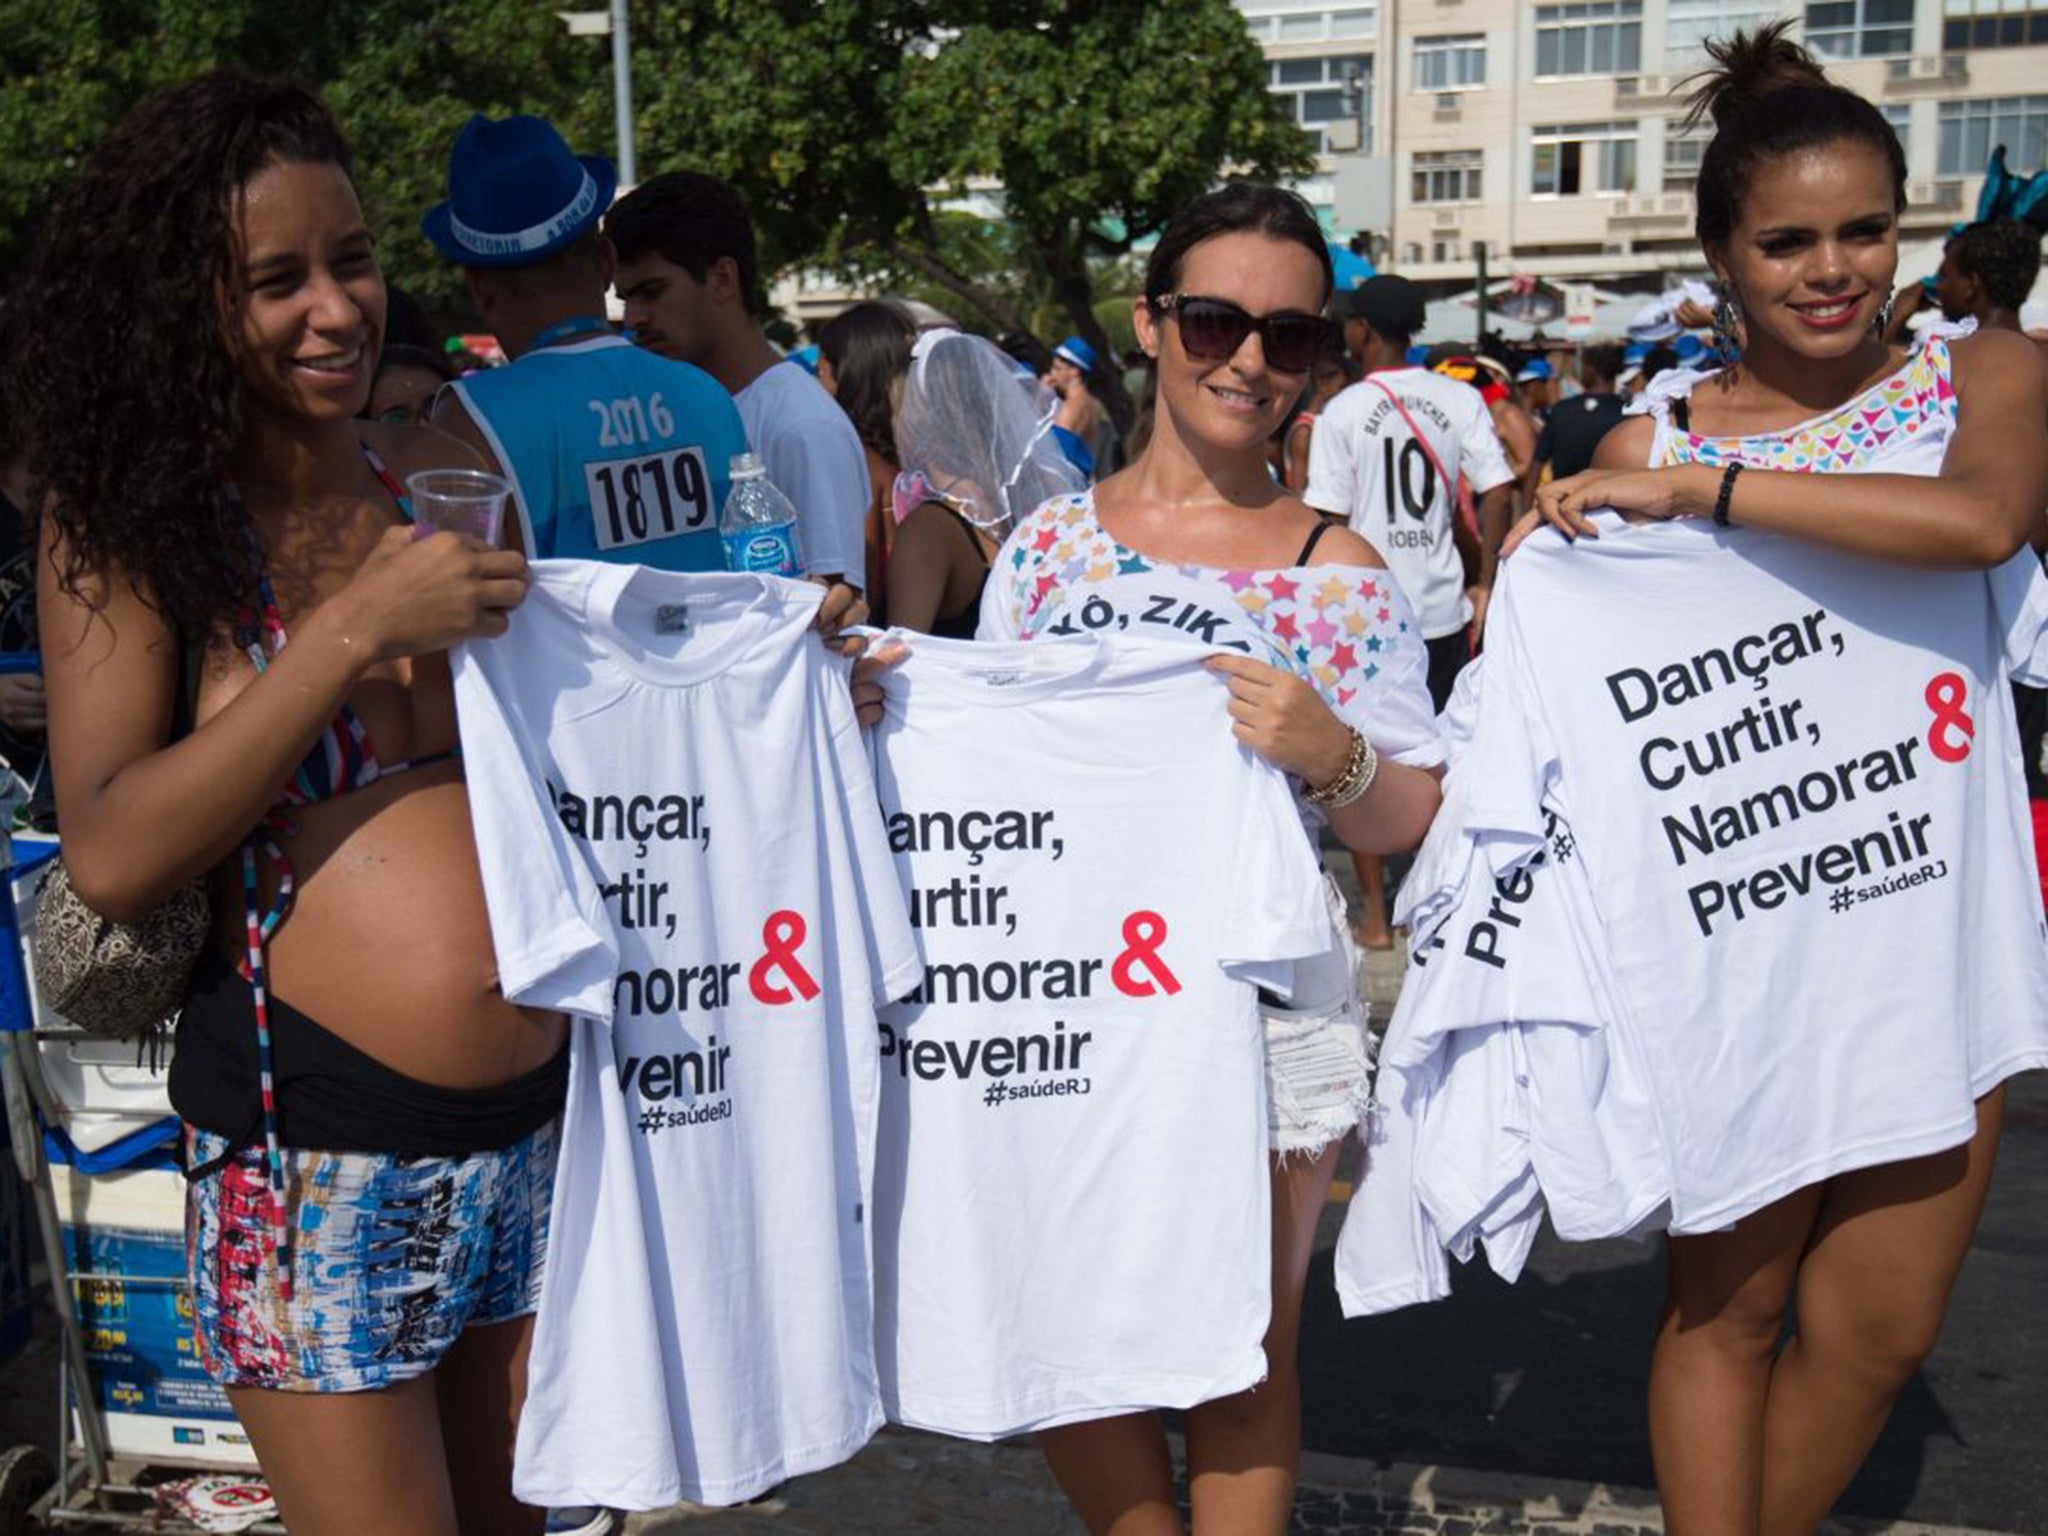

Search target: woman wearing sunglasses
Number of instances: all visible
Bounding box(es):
[978,182,1445,1535]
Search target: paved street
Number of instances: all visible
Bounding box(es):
[4,915,2045,1533]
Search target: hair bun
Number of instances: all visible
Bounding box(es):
[1682,20,1828,132]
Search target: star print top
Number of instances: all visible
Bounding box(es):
[980,490,1445,771]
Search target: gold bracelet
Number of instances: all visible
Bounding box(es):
[1305,729,1378,809]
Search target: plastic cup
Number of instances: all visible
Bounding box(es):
[406,468,510,545]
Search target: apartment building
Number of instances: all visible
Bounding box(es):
[1240,0,2048,294]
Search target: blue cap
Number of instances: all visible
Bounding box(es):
[1406,344,1431,366]
[1516,358,1553,383]
[787,344,820,375]
[1672,333,1707,363]
[1623,341,1651,365]
[1054,336,1098,373]
[423,115,617,268]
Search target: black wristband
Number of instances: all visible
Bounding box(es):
[1713,461,1743,527]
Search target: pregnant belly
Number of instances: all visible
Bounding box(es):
[240,774,568,1090]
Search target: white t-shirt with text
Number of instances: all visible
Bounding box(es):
[452,563,920,1508]
[868,631,1330,1438]
[1463,517,2048,1233]
[982,490,1444,773]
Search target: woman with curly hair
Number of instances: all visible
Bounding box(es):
[9,73,549,1534]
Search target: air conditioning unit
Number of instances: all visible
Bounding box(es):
[1433,208,1462,228]
[1325,118,1362,153]
[1906,177,1966,210]
[1615,72,1677,101]
[1434,92,1462,118]
[1887,53,1969,83]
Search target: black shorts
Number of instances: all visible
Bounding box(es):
[1424,629,1471,713]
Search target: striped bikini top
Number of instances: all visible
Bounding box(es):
[236,445,461,810]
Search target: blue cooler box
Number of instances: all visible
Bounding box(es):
[51,1165,255,1467]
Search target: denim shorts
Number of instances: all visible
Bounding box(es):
[185,1119,556,1393]
[1262,876,1375,1157]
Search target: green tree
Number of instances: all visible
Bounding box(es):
[0,0,593,315]
[629,0,1314,424]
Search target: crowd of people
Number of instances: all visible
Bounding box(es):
[1,16,2046,1536]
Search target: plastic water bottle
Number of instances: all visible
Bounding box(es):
[719,452,805,578]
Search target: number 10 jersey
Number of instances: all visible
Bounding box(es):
[1304,366,1516,640]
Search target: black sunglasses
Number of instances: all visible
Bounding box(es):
[1149,294,1336,374]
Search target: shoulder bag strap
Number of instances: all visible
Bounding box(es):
[1363,375,1458,509]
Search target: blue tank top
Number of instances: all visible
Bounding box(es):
[452,334,749,570]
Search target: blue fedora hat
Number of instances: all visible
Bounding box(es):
[423,114,617,267]
[1054,335,1098,373]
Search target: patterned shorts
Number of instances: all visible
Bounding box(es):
[185,1120,557,1393]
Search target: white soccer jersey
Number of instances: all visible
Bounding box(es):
[867,631,1330,1439]
[452,563,920,1509]
[1464,516,2048,1234]
[1304,367,1515,639]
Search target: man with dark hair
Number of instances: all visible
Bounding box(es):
[1527,343,1627,494]
[1937,219,2045,331]
[1931,217,2048,907]
[1308,274,1517,949]
[606,172,868,590]
[421,115,754,577]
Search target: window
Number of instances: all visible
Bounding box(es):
[1535,1,1643,77]
[1665,0,1781,64]
[1806,0,1917,59]
[1241,4,1378,43]
[1882,101,1913,161]
[1412,149,1485,203]
[1663,129,1707,192]
[1938,94,2048,174]
[1942,0,2048,49]
[1414,33,1487,90]
[1267,55,1374,153]
[1532,121,1639,195]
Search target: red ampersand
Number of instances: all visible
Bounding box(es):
[1111,910,1182,997]
[1925,672,1974,764]
[748,910,821,1005]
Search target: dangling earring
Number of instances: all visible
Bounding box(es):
[1874,294,1897,336]
[1712,291,1742,361]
